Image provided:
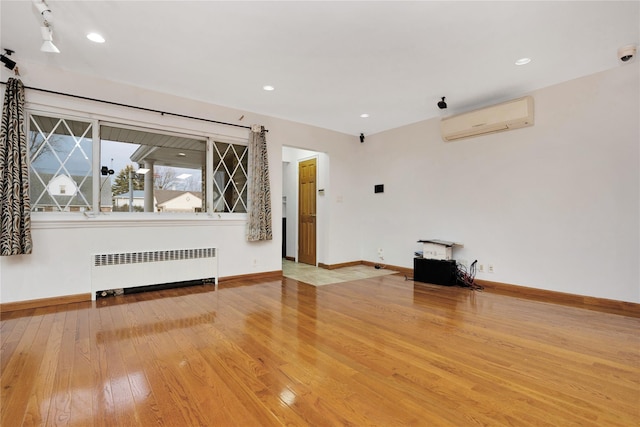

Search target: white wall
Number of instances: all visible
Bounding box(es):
[0,61,360,303]
[358,63,640,303]
[2,60,637,304]
[2,218,275,302]
[275,125,362,266]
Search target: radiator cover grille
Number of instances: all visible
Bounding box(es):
[94,248,217,267]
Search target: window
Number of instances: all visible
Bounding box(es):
[29,114,93,212]
[28,112,249,215]
[100,125,206,213]
[212,142,248,213]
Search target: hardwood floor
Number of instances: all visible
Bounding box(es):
[1,275,638,426]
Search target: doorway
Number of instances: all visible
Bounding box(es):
[298,158,316,265]
[282,147,325,271]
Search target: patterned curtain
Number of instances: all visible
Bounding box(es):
[246,125,272,241]
[0,78,32,255]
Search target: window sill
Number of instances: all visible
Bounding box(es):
[31,212,247,230]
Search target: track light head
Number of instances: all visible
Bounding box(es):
[41,40,60,53]
[1,49,17,70]
[40,24,60,53]
[437,97,447,110]
[360,133,365,143]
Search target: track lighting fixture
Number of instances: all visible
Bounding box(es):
[1,49,17,70]
[40,22,59,53]
[33,0,54,22]
[33,0,59,53]
[437,97,447,110]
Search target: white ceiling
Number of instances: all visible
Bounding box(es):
[1,1,638,136]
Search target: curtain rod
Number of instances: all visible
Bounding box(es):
[0,80,266,132]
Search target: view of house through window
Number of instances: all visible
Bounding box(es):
[28,113,249,215]
[100,127,206,213]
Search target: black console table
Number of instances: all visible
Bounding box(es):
[414,257,457,286]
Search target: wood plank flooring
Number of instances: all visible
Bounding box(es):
[1,275,639,426]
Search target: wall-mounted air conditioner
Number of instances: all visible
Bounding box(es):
[441,96,534,142]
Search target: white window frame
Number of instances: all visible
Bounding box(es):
[26,110,99,213]
[25,106,250,225]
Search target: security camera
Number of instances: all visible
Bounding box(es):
[437,97,447,109]
[618,45,636,63]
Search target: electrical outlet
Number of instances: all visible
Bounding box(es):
[478,264,485,273]
[488,264,494,273]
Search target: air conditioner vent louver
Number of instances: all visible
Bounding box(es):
[441,96,534,142]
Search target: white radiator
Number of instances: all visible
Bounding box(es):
[91,247,218,300]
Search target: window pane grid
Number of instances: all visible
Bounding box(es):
[211,141,248,213]
[29,115,93,212]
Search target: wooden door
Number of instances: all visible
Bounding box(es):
[298,158,316,265]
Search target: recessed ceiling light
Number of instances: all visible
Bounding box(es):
[177,173,192,180]
[177,152,187,157]
[360,113,370,118]
[87,32,105,43]
[515,57,531,66]
[263,85,275,91]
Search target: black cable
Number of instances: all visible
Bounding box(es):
[0,80,268,132]
[456,259,483,291]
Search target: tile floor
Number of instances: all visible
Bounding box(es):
[282,259,397,286]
